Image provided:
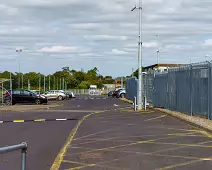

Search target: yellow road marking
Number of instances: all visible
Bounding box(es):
[68,136,182,157]
[188,130,212,138]
[159,159,203,170]
[144,115,166,121]
[13,120,24,123]
[74,127,120,140]
[50,113,94,170]
[150,140,212,154]
[150,141,212,148]
[34,119,46,122]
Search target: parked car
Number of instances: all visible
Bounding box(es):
[4,90,48,105]
[108,91,114,97]
[116,89,126,98]
[112,88,125,98]
[43,90,66,100]
[64,91,75,99]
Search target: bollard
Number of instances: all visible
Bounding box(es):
[134,96,137,111]
[144,96,147,110]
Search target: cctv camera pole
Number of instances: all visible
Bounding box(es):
[131,0,143,110]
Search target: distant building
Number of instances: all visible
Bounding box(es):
[103,84,116,89]
[144,64,184,74]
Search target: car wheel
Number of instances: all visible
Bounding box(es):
[120,93,125,98]
[35,99,41,105]
[58,95,63,101]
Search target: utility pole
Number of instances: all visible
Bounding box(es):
[121,77,123,88]
[131,0,143,110]
[49,75,51,91]
[39,74,41,94]
[44,75,46,92]
[57,78,58,90]
[22,74,24,89]
[54,76,56,90]
[16,48,23,89]
[10,72,12,105]
[60,78,62,89]
[28,79,30,91]
[63,78,65,90]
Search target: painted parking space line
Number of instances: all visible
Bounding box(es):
[50,113,95,170]
[144,115,167,121]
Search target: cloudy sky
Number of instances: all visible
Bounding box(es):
[0,0,211,77]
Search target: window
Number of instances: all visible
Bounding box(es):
[23,91,31,96]
[13,90,20,94]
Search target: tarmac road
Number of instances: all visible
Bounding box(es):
[0,96,125,170]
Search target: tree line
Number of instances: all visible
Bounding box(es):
[0,67,121,91]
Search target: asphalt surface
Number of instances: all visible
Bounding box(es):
[1,96,212,170]
[0,95,126,170]
[58,103,212,170]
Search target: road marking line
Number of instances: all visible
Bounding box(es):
[13,120,24,123]
[74,127,120,140]
[144,115,166,121]
[50,113,95,170]
[34,119,46,122]
[56,119,67,121]
[63,160,96,168]
[159,159,203,170]
[69,136,179,156]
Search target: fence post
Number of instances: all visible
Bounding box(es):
[134,96,137,111]
[208,62,211,120]
[190,64,193,116]
[144,96,147,110]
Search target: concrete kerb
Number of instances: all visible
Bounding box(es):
[0,104,63,112]
[155,108,212,134]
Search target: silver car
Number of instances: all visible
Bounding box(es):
[43,90,66,100]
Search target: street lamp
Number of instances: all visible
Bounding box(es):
[156,35,160,64]
[131,0,143,110]
[16,48,23,89]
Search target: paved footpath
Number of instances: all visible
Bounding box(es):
[56,109,212,170]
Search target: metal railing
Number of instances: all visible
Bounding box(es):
[0,142,27,170]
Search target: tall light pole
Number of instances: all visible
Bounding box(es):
[49,75,51,91]
[156,35,160,64]
[39,73,41,94]
[131,0,143,110]
[44,75,46,92]
[16,48,23,89]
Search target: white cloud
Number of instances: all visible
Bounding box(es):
[84,35,128,41]
[143,42,157,48]
[1,0,212,76]
[38,46,79,53]
[110,49,129,55]
[203,39,212,46]
[70,23,102,30]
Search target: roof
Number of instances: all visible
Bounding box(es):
[144,64,184,70]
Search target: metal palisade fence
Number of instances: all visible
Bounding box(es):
[126,61,212,119]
